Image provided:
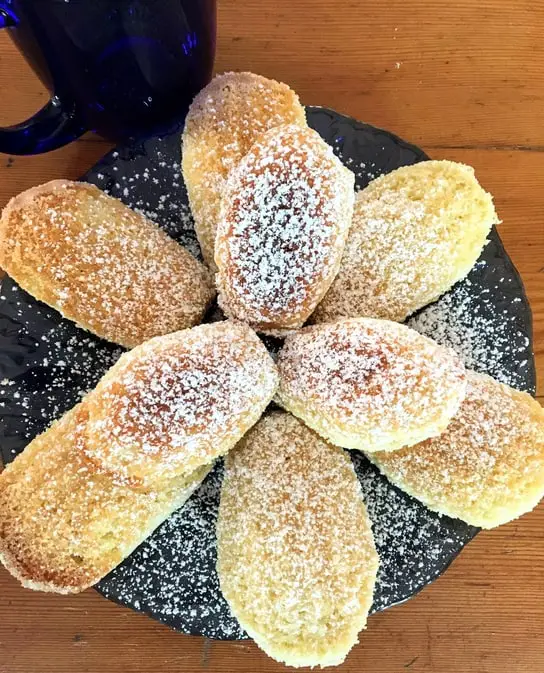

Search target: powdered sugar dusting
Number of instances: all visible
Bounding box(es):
[0,111,536,638]
[98,464,246,639]
[408,261,532,391]
[0,181,213,348]
[97,450,479,639]
[334,147,380,185]
[313,160,497,324]
[0,404,210,591]
[182,72,307,267]
[93,141,203,260]
[95,159,201,257]
[352,453,479,611]
[217,412,379,666]
[216,124,354,331]
[0,282,122,457]
[276,319,466,452]
[369,371,544,528]
[83,323,278,488]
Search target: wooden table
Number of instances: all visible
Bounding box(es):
[0,2,543,671]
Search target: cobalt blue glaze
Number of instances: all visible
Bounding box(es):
[0,0,216,154]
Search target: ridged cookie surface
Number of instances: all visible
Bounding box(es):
[216,124,354,333]
[369,371,544,528]
[217,412,379,668]
[313,160,498,323]
[0,180,214,348]
[276,318,466,452]
[182,72,306,268]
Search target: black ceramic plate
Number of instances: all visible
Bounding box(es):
[0,107,536,639]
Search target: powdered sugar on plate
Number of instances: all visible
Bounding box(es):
[408,257,533,391]
[93,139,202,259]
[0,281,122,457]
[0,108,535,639]
[99,463,246,639]
[97,451,478,640]
[352,453,479,611]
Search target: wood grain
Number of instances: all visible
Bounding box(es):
[0,1,543,672]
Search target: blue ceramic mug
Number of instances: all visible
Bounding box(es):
[0,0,216,154]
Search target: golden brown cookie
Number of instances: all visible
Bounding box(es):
[276,318,467,452]
[0,180,214,348]
[0,322,278,592]
[313,160,498,323]
[182,72,306,268]
[215,124,354,334]
[217,412,379,667]
[369,371,544,528]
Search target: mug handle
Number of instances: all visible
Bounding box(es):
[0,8,88,155]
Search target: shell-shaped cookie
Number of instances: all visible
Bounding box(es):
[83,321,279,489]
[369,371,544,528]
[182,72,307,268]
[313,160,498,324]
[215,124,355,334]
[217,412,379,668]
[0,180,215,348]
[276,318,467,452]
